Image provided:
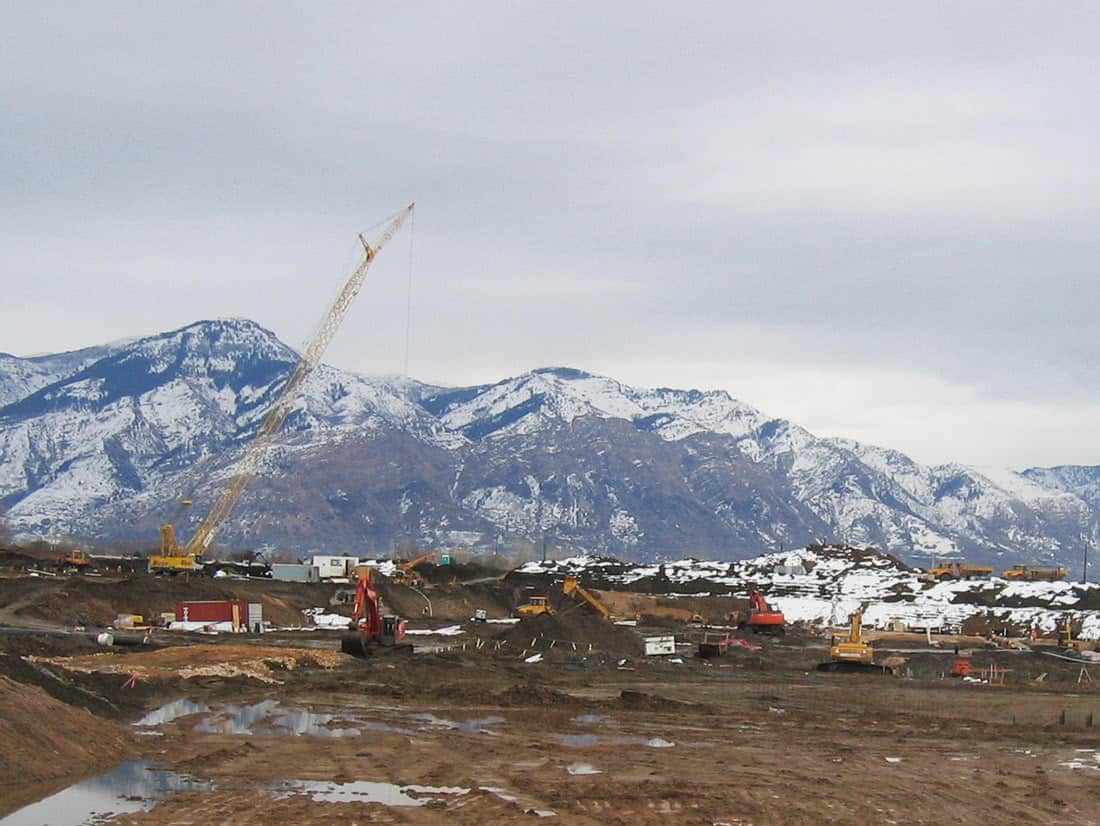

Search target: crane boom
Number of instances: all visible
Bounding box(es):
[151,203,415,572]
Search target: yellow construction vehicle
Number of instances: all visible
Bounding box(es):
[563,575,612,621]
[147,205,415,574]
[515,595,554,617]
[58,549,91,572]
[390,551,435,584]
[819,607,885,673]
[1002,564,1068,582]
[925,561,994,581]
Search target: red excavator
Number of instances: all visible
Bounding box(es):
[742,589,786,634]
[340,569,410,657]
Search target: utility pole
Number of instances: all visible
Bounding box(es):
[1084,534,1090,584]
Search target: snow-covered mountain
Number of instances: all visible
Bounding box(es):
[0,318,1096,566]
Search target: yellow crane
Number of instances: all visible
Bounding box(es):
[148,204,415,574]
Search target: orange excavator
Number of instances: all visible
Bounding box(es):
[340,569,409,657]
[741,590,786,634]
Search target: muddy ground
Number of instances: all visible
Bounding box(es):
[1,572,1099,824]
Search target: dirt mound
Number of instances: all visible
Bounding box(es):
[33,644,346,684]
[0,675,128,815]
[3,575,340,628]
[617,689,696,712]
[494,611,643,656]
[493,683,577,707]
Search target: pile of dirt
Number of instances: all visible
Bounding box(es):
[4,575,341,628]
[493,682,579,707]
[617,689,699,712]
[31,644,347,684]
[0,675,128,814]
[494,612,644,656]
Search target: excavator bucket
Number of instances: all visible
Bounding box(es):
[341,633,372,658]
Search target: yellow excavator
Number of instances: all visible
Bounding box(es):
[390,551,435,584]
[818,607,886,673]
[148,204,415,574]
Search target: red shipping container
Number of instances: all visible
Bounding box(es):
[175,600,248,623]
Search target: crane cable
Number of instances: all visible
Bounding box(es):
[403,207,416,377]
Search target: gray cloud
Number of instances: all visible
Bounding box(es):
[3,2,1099,468]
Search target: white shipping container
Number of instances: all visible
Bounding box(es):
[644,636,677,656]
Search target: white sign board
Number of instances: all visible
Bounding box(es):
[644,636,677,656]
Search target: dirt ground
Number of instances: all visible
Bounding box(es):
[2,572,1100,824]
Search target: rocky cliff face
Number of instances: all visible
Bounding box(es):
[0,319,1096,565]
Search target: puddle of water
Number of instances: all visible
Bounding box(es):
[194,700,281,735]
[572,714,615,725]
[271,780,469,806]
[406,713,505,734]
[269,709,360,738]
[551,732,675,749]
[189,701,359,738]
[566,763,602,775]
[133,699,209,727]
[484,787,557,817]
[0,760,214,826]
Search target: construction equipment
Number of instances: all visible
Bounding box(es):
[925,561,995,581]
[340,569,409,657]
[741,589,785,634]
[818,607,887,673]
[148,204,415,574]
[57,549,91,573]
[563,575,612,621]
[390,551,435,584]
[1002,564,1068,582]
[515,595,554,617]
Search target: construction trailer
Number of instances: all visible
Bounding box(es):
[311,556,361,580]
[270,563,320,583]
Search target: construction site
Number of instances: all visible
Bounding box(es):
[2,208,1099,825]
[0,542,1099,825]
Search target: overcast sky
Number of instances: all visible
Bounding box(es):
[3,2,1099,469]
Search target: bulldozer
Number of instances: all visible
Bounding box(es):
[818,607,888,673]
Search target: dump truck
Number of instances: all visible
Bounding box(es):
[925,562,994,581]
[515,595,554,617]
[563,575,613,620]
[1001,564,1068,582]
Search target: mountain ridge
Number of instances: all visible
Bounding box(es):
[0,318,1096,566]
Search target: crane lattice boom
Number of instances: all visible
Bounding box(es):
[155,203,414,567]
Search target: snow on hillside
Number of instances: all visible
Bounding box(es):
[516,545,1100,639]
